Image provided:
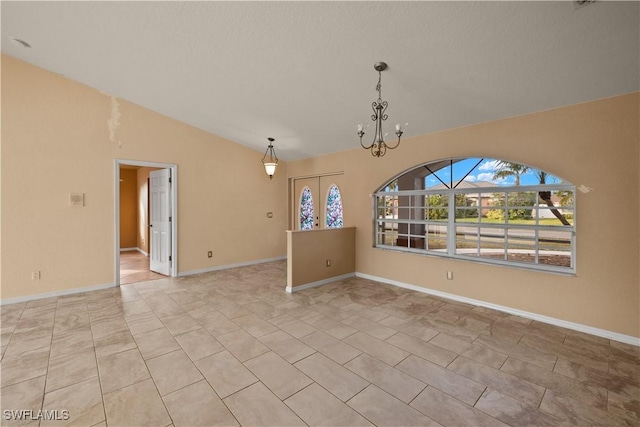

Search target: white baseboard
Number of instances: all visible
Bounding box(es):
[1,282,116,306]
[355,272,640,347]
[178,256,287,277]
[119,247,149,256]
[286,273,356,294]
[136,248,149,257]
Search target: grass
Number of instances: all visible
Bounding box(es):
[455,217,572,226]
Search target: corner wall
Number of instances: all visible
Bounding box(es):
[1,55,288,300]
[287,93,640,338]
[287,227,356,291]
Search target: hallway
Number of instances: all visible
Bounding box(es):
[120,250,166,285]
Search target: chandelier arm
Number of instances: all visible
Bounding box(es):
[384,133,402,150]
[359,133,373,150]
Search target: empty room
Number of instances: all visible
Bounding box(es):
[1,1,638,426]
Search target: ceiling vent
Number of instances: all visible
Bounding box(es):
[574,0,596,10]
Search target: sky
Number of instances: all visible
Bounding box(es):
[424,158,563,188]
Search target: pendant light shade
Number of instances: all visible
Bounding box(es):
[261,137,278,179]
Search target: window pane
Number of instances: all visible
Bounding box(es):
[326,185,343,228]
[426,224,447,251]
[455,191,478,222]
[539,190,574,209]
[456,225,478,255]
[507,228,536,264]
[299,187,314,230]
[539,230,572,268]
[536,208,574,226]
[377,221,397,246]
[426,194,448,221]
[478,227,505,260]
[537,189,574,226]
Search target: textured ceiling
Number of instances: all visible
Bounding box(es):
[2,1,638,161]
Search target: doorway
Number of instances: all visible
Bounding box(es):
[114,160,178,287]
[291,173,345,230]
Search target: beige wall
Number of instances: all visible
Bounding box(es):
[287,227,356,290]
[1,55,288,300]
[119,168,138,248]
[288,93,640,338]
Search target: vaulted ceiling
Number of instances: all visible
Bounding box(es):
[2,1,638,161]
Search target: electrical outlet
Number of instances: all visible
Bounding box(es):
[446,271,453,280]
[32,271,41,280]
[326,259,331,267]
[207,251,213,258]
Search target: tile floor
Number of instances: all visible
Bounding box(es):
[1,260,638,426]
[120,251,167,285]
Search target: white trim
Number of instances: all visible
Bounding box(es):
[1,282,115,306]
[115,159,178,287]
[355,272,640,346]
[119,247,149,256]
[178,256,287,277]
[119,247,150,256]
[286,273,356,294]
[136,248,149,257]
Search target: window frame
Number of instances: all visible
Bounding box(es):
[374,182,576,275]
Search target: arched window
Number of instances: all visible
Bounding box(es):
[299,187,314,230]
[326,185,344,228]
[375,158,575,273]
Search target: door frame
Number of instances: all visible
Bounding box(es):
[114,159,178,287]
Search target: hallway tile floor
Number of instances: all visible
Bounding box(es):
[120,251,167,285]
[1,260,638,426]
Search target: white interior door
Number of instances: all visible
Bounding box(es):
[150,169,171,275]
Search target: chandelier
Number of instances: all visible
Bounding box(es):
[261,137,278,179]
[357,62,404,157]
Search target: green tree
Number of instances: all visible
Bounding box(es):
[426,194,448,220]
[493,161,530,186]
